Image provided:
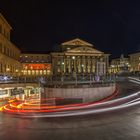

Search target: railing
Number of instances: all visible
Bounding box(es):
[42,74,116,88]
[0,74,116,88]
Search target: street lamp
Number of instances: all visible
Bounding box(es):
[6,68,10,76]
[72,56,75,60]
[6,68,10,71]
[15,69,19,82]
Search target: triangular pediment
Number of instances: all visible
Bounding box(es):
[61,38,93,47]
[66,46,103,54]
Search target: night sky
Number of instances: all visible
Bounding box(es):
[1,0,140,57]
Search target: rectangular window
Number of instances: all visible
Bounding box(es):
[36,70,39,75]
[28,70,31,75]
[23,70,27,75]
[40,70,42,75]
[0,25,2,33]
[43,70,46,75]
[32,70,35,75]
[0,43,2,53]
[3,29,5,36]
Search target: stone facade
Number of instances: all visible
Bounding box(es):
[129,52,140,72]
[0,13,21,77]
[109,55,130,73]
[51,38,109,76]
[44,84,116,102]
[20,53,51,77]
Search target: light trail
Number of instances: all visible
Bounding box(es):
[0,87,118,113]
[0,79,140,118]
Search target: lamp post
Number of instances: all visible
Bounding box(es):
[6,68,10,77]
[61,62,64,85]
[15,69,19,82]
[81,64,84,79]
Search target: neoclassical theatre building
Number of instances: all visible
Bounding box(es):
[19,38,109,77]
[51,38,109,76]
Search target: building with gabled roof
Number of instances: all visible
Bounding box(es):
[51,38,109,75]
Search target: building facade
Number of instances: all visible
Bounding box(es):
[20,54,51,77]
[0,13,21,77]
[51,38,109,76]
[129,52,140,72]
[109,55,130,73]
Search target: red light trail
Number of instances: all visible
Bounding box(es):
[0,88,118,115]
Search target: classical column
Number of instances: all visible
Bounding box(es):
[75,56,78,73]
[77,56,81,73]
[68,58,70,73]
[65,57,68,73]
[85,56,87,73]
[63,56,66,73]
[80,56,82,73]
[91,57,93,73]
[95,56,99,75]
[81,56,84,73]
[70,56,72,73]
[73,56,76,73]
[103,54,109,74]
[83,56,86,73]
[61,56,64,74]
[87,57,89,73]
[91,56,96,73]
[90,56,92,73]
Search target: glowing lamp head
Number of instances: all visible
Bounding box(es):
[72,56,75,59]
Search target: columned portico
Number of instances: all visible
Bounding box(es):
[51,38,109,76]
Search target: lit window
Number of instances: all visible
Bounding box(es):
[40,70,42,75]
[23,70,27,75]
[47,70,50,74]
[28,70,31,75]
[32,70,35,75]
[57,68,60,73]
[36,70,39,75]
[43,70,46,75]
